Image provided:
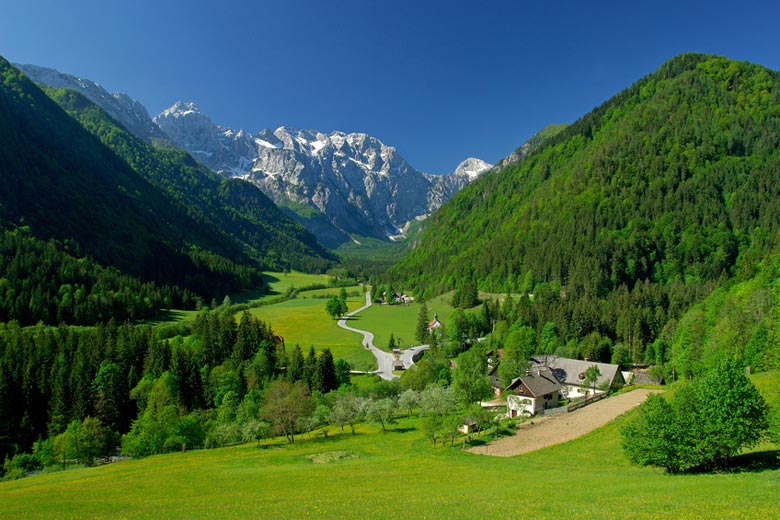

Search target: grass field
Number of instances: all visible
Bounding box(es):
[145,271,339,328]
[1,382,778,519]
[357,292,457,350]
[234,271,339,304]
[248,292,374,371]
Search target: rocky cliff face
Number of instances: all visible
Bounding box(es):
[155,102,492,245]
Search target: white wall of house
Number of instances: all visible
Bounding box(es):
[564,384,604,399]
[507,395,536,417]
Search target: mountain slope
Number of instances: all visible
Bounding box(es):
[0,57,305,314]
[155,102,491,247]
[15,63,170,145]
[393,54,780,361]
[44,87,335,273]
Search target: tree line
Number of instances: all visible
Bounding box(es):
[0,229,201,326]
[0,307,350,471]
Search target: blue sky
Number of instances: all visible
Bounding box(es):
[2,0,779,173]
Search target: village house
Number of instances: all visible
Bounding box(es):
[621,367,664,386]
[505,367,563,417]
[530,355,625,398]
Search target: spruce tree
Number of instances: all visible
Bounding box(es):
[416,301,430,344]
[314,348,338,394]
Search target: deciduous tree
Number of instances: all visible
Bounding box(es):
[260,380,314,443]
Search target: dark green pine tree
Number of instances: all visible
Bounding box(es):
[416,301,430,345]
[91,360,125,433]
[287,344,305,383]
[303,346,318,390]
[144,339,171,379]
[334,359,352,388]
[314,348,338,394]
[234,311,259,364]
[47,350,70,436]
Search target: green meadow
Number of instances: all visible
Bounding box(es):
[249,292,374,371]
[233,271,341,305]
[357,293,457,350]
[1,380,778,519]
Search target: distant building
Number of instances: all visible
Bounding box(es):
[427,312,442,333]
[622,368,664,386]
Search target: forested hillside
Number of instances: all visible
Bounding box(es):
[393,54,780,373]
[0,57,257,306]
[0,57,335,325]
[44,86,335,272]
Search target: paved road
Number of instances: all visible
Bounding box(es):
[337,292,429,380]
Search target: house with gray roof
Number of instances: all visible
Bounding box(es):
[505,367,563,417]
[530,355,625,398]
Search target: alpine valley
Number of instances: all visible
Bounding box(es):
[18,64,492,249]
[2,49,780,520]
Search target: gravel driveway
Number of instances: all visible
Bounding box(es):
[468,388,658,457]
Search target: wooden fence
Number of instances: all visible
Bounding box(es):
[566,391,608,412]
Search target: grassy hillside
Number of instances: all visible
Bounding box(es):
[393,53,780,372]
[0,391,777,519]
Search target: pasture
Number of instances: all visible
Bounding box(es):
[1,383,778,519]
[248,292,374,371]
[357,292,457,350]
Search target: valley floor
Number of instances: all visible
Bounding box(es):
[469,388,658,457]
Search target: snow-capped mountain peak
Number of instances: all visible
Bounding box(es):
[453,157,493,180]
[151,104,492,246]
[159,101,201,118]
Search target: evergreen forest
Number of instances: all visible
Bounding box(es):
[393,53,780,378]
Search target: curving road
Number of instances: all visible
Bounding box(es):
[337,291,429,380]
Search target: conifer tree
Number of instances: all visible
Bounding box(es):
[416,301,430,344]
[287,344,305,383]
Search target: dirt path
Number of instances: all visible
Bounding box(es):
[468,388,658,457]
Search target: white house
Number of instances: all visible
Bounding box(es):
[505,367,563,417]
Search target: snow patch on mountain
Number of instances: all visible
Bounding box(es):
[453,157,493,180]
[153,101,492,245]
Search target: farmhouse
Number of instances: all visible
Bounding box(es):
[530,356,624,398]
[505,367,563,417]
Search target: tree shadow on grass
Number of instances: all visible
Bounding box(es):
[465,437,491,448]
[389,427,416,434]
[683,450,780,474]
[722,450,780,473]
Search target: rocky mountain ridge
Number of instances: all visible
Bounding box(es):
[16,63,169,144]
[17,64,493,248]
[155,101,492,246]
